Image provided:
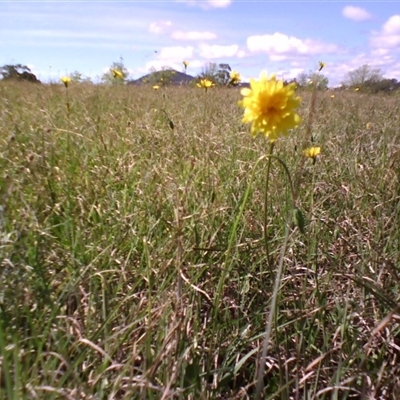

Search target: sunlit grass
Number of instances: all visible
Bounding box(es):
[0,81,399,398]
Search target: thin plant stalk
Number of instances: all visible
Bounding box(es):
[264,141,275,272]
[306,62,325,145]
[255,211,293,400]
[254,157,298,400]
[310,159,320,295]
[294,70,322,199]
[306,78,318,144]
[63,83,71,153]
[213,154,298,398]
[213,154,295,319]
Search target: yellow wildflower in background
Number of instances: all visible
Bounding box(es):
[304,146,321,164]
[318,61,326,71]
[197,79,214,90]
[354,87,360,92]
[153,85,159,90]
[366,122,372,130]
[112,69,124,79]
[60,76,71,88]
[330,94,335,98]
[229,70,241,85]
[183,61,189,68]
[238,71,301,142]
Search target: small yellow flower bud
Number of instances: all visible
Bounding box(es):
[60,76,71,88]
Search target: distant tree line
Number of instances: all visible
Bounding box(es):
[340,64,400,93]
[1,61,399,94]
[197,62,233,86]
[293,71,329,90]
[0,64,41,83]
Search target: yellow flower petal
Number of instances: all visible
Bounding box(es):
[197,79,214,90]
[303,147,321,159]
[229,70,241,85]
[238,71,302,142]
[112,69,124,79]
[60,76,71,88]
[240,88,252,96]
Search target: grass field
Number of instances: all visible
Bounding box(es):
[0,80,399,399]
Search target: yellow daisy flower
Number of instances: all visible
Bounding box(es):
[303,146,321,163]
[112,69,124,79]
[196,79,214,90]
[60,76,71,88]
[238,71,301,142]
[230,70,241,85]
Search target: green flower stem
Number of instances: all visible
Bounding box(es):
[64,86,71,153]
[310,163,315,219]
[305,69,323,145]
[213,153,296,321]
[264,141,275,272]
[310,162,319,292]
[295,67,321,200]
[212,151,297,375]
[255,209,293,400]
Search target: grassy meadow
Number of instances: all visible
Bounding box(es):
[0,80,399,399]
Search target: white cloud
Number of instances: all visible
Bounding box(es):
[240,68,304,83]
[140,60,182,73]
[290,60,306,68]
[270,55,288,62]
[247,33,338,61]
[198,44,239,59]
[4,29,135,42]
[157,46,194,61]
[383,14,400,34]
[149,20,172,35]
[137,58,203,75]
[372,34,400,49]
[207,0,231,8]
[171,30,217,41]
[285,68,305,80]
[370,15,400,50]
[181,59,204,69]
[371,48,389,57]
[274,68,304,81]
[342,6,372,22]
[177,0,231,8]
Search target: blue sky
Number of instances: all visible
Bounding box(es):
[1,1,400,86]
